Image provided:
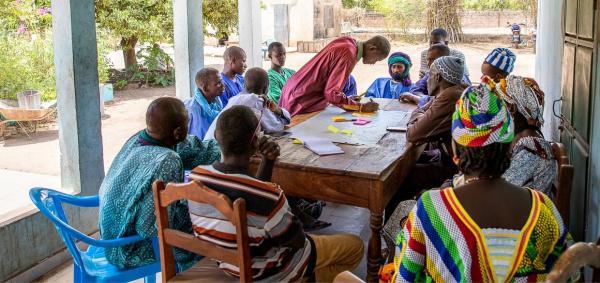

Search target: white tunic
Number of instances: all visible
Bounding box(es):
[203,92,291,141]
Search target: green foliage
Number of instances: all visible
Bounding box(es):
[0,31,55,101]
[370,0,426,32]
[95,0,173,44]
[342,0,374,9]
[462,0,530,11]
[0,0,52,34]
[202,0,238,38]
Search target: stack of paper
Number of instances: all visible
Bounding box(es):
[301,137,344,156]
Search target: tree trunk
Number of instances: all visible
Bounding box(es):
[120,36,138,69]
[426,0,463,43]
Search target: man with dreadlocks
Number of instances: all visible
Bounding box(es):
[384,56,467,222]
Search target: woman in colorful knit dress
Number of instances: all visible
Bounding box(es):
[392,78,569,282]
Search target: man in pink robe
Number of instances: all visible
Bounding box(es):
[279,36,391,116]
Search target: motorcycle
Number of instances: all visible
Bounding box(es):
[507,22,525,49]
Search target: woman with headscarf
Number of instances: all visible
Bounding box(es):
[496,75,557,195]
[389,77,568,282]
[363,52,413,98]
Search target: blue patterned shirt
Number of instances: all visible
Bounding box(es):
[99,131,221,270]
[219,72,245,107]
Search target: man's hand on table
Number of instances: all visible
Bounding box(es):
[399,92,420,104]
[361,101,379,112]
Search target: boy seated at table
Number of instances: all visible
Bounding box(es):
[203,67,291,141]
[188,105,364,282]
[184,67,224,140]
[220,46,247,107]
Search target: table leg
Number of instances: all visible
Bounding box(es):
[366,210,383,283]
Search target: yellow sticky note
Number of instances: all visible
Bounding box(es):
[332,116,346,122]
[292,139,302,144]
[327,125,340,134]
[352,111,376,117]
[341,129,353,135]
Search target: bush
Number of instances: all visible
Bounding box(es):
[0,30,112,102]
[0,32,55,101]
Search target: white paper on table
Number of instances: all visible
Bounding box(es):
[301,136,344,156]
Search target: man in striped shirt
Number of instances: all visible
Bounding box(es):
[188,105,364,282]
[418,28,469,80]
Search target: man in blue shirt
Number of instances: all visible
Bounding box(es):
[184,67,224,140]
[220,46,247,107]
[401,44,471,107]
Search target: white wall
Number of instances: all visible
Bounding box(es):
[535,0,564,141]
[261,0,314,47]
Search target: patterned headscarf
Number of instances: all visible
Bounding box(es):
[452,76,514,147]
[430,56,464,85]
[387,52,412,87]
[485,48,516,74]
[495,75,545,128]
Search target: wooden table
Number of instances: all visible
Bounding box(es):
[252,99,420,282]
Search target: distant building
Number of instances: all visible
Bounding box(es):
[261,0,342,47]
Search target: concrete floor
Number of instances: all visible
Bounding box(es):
[33,202,374,282]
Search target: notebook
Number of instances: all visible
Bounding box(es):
[301,137,344,156]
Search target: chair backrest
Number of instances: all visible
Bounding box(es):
[29,188,100,269]
[550,142,574,226]
[545,237,600,282]
[152,180,252,282]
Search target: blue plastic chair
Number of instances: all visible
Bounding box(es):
[29,188,160,283]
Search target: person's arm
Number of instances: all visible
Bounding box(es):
[176,136,221,170]
[406,92,455,144]
[409,74,429,97]
[255,136,280,182]
[259,95,291,133]
[394,199,426,282]
[323,50,358,107]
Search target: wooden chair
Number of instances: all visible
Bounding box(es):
[545,237,600,282]
[152,180,252,282]
[550,142,574,226]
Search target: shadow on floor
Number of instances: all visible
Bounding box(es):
[1,129,58,147]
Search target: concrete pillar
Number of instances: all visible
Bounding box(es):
[239,0,263,68]
[51,0,104,195]
[535,1,564,141]
[173,0,204,100]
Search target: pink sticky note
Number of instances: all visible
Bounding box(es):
[353,119,371,125]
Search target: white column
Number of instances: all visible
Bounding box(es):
[51,0,104,195]
[239,0,263,68]
[535,1,564,141]
[173,0,204,100]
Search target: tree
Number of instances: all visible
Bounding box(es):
[95,0,173,69]
[426,0,463,42]
[370,0,426,33]
[342,0,374,9]
[202,0,238,44]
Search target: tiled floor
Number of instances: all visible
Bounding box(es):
[34,202,377,282]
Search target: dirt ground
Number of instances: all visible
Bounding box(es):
[0,41,535,176]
